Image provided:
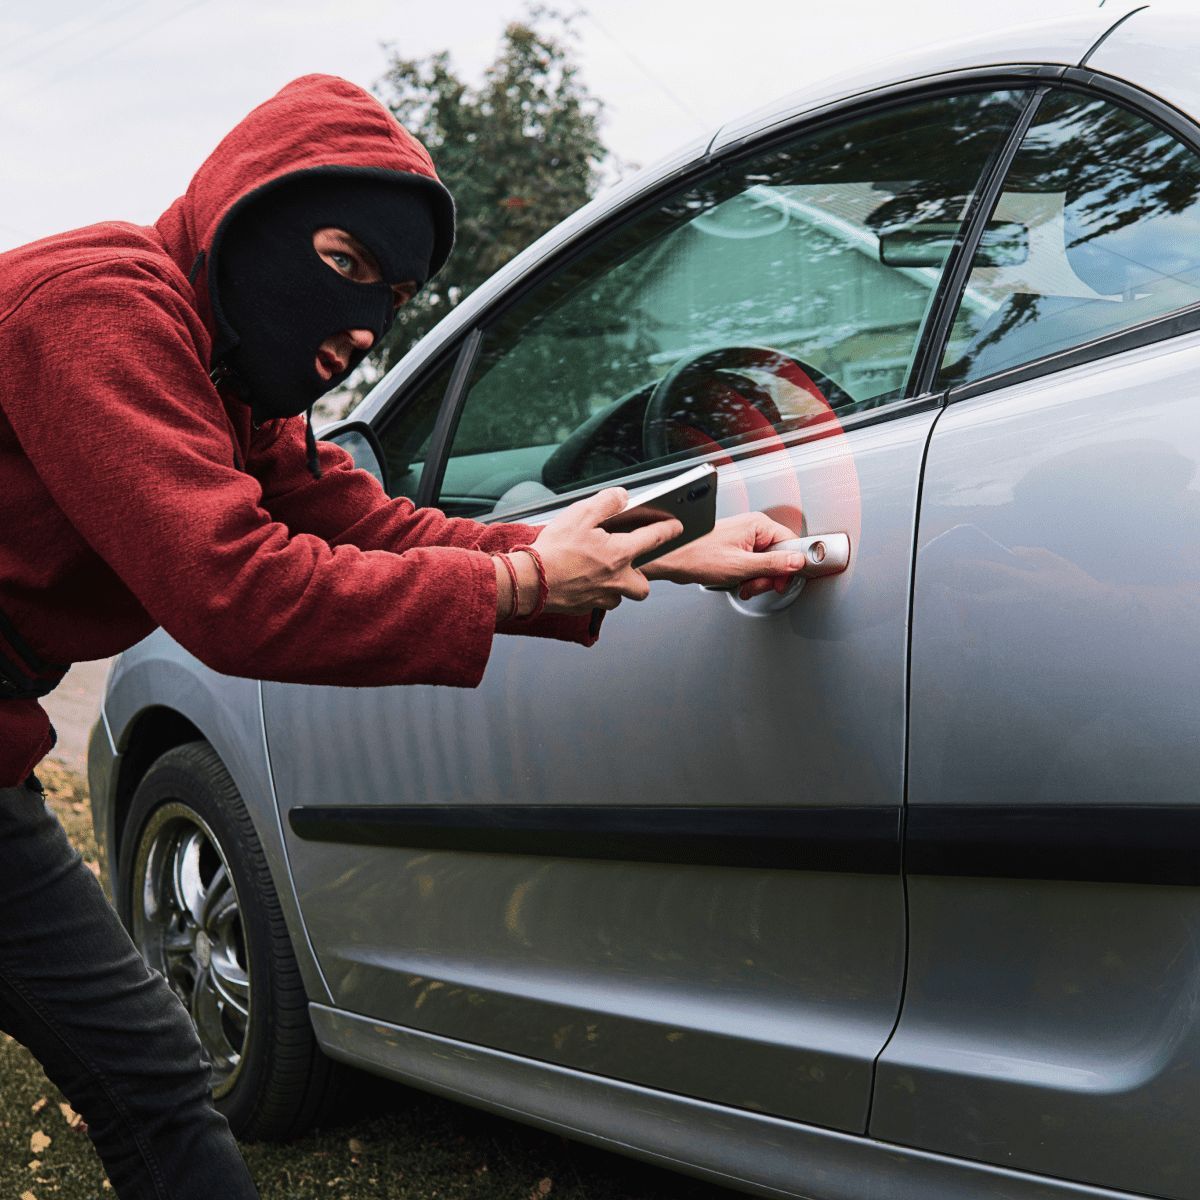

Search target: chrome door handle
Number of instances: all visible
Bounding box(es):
[704,533,851,613]
[781,533,850,578]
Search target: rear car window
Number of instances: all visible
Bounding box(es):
[940,89,1200,387]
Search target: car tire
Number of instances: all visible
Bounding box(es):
[117,740,350,1140]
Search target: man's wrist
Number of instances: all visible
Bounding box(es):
[510,549,541,617]
[642,552,683,584]
[493,556,515,622]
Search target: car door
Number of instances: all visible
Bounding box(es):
[871,81,1200,1198]
[265,86,1029,1133]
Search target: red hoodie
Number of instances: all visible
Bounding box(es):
[0,74,597,787]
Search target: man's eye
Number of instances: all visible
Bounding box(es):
[329,251,355,273]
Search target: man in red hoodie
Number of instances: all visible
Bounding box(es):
[0,76,804,1195]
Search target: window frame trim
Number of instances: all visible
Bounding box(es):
[365,340,471,506]
[416,330,483,508]
[906,86,1049,398]
[947,299,1200,404]
[465,393,945,527]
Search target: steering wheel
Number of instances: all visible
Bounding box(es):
[642,345,853,461]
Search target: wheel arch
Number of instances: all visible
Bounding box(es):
[100,637,334,1005]
[111,706,205,884]
[119,738,357,1138]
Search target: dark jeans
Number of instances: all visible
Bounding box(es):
[0,777,258,1199]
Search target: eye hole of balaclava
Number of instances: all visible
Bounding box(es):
[210,174,437,424]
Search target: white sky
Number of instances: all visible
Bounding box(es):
[1,0,1126,253]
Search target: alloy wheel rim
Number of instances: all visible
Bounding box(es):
[130,802,251,1097]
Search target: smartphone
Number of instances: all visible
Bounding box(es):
[600,463,718,568]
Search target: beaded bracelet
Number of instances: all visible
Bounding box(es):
[496,553,520,622]
[511,544,549,620]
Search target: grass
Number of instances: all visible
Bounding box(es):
[1,762,738,1200]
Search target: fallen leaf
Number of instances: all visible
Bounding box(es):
[27,1160,40,1171]
[30,1098,47,1114]
[21,1190,36,1200]
[30,1130,51,1154]
[103,1182,113,1191]
[59,1102,82,1128]
[347,1137,366,1154]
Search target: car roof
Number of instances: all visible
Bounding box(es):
[1087,3,1200,124]
[709,7,1144,153]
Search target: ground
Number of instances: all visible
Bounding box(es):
[0,761,739,1200]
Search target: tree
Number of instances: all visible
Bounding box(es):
[332,7,610,413]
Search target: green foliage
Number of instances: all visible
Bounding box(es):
[354,7,609,401]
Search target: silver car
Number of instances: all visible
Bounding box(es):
[90,6,1200,1196]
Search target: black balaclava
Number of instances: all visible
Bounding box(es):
[208,172,438,473]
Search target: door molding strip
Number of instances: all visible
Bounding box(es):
[290,802,1200,885]
[288,804,900,873]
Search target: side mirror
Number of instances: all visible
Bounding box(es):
[322,420,389,493]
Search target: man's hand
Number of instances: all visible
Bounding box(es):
[522,487,684,615]
[643,512,806,600]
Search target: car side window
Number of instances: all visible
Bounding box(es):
[374,355,456,502]
[435,90,1028,518]
[940,89,1200,388]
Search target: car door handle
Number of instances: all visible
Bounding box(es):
[704,534,851,614]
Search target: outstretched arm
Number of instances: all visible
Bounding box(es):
[251,420,616,644]
[8,262,502,688]
[249,417,552,556]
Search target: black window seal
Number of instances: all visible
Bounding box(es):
[907,86,1053,398]
[414,329,482,508]
[369,342,464,498]
[1063,64,1200,151]
[709,64,1065,164]
[948,301,1200,404]
[930,70,1200,406]
[468,393,944,528]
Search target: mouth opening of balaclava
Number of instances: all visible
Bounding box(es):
[208,172,438,433]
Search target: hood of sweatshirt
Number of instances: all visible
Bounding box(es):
[154,72,454,339]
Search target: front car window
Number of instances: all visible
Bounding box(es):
[940,89,1200,388]
[437,89,1027,518]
